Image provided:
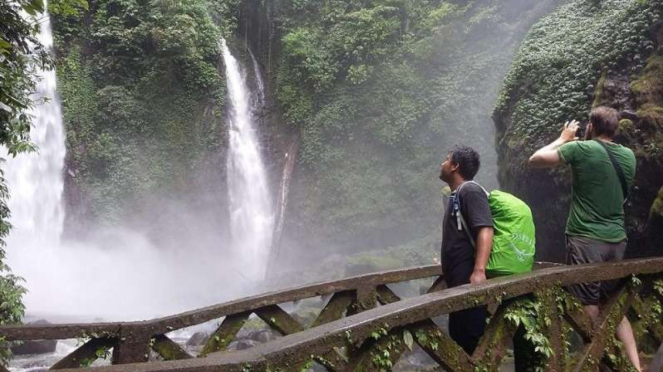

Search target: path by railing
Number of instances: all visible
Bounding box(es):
[1,258,662,372]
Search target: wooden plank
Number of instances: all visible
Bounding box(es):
[50,337,115,369]
[151,335,192,360]
[255,305,304,335]
[376,285,401,305]
[408,319,473,372]
[199,312,251,357]
[293,347,349,372]
[355,286,378,311]
[559,291,594,342]
[536,291,565,372]
[345,326,410,372]
[471,304,516,371]
[313,349,349,372]
[111,329,151,365]
[426,275,447,293]
[376,285,473,371]
[310,291,354,328]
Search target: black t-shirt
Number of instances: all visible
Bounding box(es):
[441,182,493,287]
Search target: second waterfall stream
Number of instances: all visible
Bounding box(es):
[221,39,275,282]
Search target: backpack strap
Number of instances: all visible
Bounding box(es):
[453,181,489,248]
[457,209,476,248]
[594,140,629,200]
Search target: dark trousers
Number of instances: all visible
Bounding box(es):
[448,305,488,354]
[445,259,488,355]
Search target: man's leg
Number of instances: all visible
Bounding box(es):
[446,260,487,355]
[583,304,599,319]
[602,241,641,371]
[583,306,640,371]
[449,306,487,355]
[616,316,641,371]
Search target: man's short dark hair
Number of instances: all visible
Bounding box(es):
[449,145,481,180]
[590,106,619,137]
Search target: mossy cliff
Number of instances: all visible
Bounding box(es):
[231,0,563,268]
[494,0,663,261]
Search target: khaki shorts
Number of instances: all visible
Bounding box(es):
[566,235,627,306]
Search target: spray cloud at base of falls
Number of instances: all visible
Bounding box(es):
[2,12,267,321]
[222,38,275,283]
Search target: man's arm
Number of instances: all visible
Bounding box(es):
[470,226,494,284]
[528,120,579,168]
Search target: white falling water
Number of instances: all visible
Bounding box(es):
[2,10,242,323]
[3,10,66,253]
[249,50,265,106]
[222,39,274,282]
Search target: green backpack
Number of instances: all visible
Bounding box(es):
[455,181,535,276]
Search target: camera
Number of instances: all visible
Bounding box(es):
[575,123,586,139]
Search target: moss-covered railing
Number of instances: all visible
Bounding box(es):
[2,259,662,372]
[0,265,445,368]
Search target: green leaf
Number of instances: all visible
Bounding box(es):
[403,330,413,351]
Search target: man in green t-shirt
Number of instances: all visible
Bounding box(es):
[528,106,640,371]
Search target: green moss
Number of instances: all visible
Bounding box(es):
[650,187,663,218]
[631,55,663,107]
[619,118,634,133]
[592,70,610,108]
[495,0,662,145]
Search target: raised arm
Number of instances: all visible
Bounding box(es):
[528,120,579,168]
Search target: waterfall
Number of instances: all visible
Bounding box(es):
[249,50,265,107]
[4,9,66,253]
[222,39,274,282]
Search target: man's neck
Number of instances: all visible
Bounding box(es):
[448,177,466,192]
[593,134,613,143]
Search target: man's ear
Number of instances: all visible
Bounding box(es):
[449,162,460,173]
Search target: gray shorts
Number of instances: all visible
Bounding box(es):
[566,235,627,306]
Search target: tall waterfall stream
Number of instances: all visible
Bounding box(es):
[222,39,275,282]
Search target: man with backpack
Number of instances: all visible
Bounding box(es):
[440,145,537,363]
[528,106,640,371]
[439,145,493,354]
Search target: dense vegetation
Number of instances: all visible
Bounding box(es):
[39,0,564,277]
[51,0,230,233]
[494,0,663,260]
[262,0,561,272]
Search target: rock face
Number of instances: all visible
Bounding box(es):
[493,0,663,261]
[186,332,209,347]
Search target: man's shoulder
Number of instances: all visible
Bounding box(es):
[458,181,488,198]
[614,143,635,158]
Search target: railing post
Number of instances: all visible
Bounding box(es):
[111,326,151,364]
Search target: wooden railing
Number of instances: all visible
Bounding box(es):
[0,265,445,368]
[2,258,663,372]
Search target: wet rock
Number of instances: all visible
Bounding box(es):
[186,332,209,347]
[235,339,258,350]
[11,340,57,356]
[248,329,277,343]
[620,110,639,122]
